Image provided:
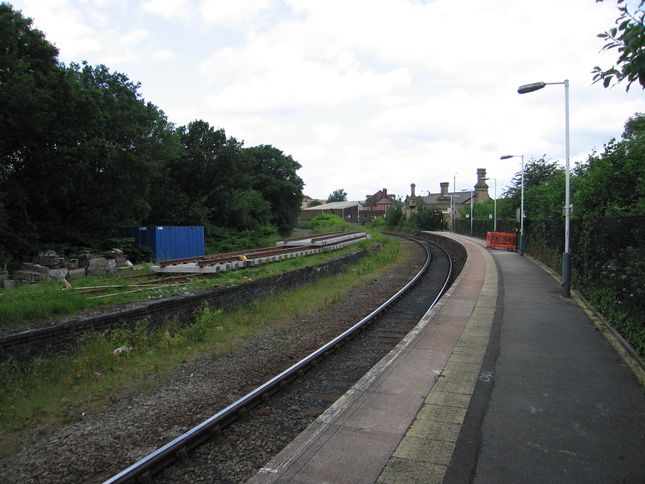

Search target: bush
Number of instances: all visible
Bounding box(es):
[206,225,281,253]
[309,214,348,233]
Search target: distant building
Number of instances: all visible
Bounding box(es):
[361,188,395,220]
[405,168,490,227]
[300,188,396,223]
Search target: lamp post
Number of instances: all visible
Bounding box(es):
[445,194,459,233]
[461,189,473,236]
[451,173,458,233]
[482,177,497,231]
[500,154,525,256]
[518,80,571,297]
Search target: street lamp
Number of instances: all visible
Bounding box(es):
[482,177,497,231]
[461,189,473,236]
[501,154,525,256]
[518,80,571,297]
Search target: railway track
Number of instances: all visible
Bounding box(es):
[0,234,368,362]
[155,232,368,273]
[104,234,454,483]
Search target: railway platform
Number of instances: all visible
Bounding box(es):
[249,233,645,483]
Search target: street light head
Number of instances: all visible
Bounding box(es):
[500,155,514,160]
[518,82,546,94]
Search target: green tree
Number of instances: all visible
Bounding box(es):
[6,61,173,251]
[500,157,564,220]
[1,1,180,259]
[593,0,645,91]
[243,144,304,236]
[327,188,348,202]
[155,120,244,231]
[574,112,645,216]
[385,200,405,227]
[56,63,173,242]
[407,205,443,231]
[0,3,61,260]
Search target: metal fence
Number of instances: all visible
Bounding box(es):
[455,215,645,356]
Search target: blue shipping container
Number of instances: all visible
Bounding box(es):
[119,226,205,262]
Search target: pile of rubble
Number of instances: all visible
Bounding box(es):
[10,249,130,285]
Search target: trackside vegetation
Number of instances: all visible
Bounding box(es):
[0,230,401,447]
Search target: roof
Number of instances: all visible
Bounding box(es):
[413,191,473,206]
[302,201,362,211]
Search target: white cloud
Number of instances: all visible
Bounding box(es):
[314,123,341,144]
[152,48,177,61]
[140,0,193,19]
[8,0,645,200]
[198,0,274,25]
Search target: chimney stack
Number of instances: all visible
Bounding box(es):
[410,183,416,197]
[440,182,449,197]
[475,168,488,188]
[474,168,490,202]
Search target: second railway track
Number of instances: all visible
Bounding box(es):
[105,234,454,483]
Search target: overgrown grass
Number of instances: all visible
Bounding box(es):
[0,232,402,448]
[0,233,382,331]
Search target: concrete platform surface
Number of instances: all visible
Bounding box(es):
[248,233,645,484]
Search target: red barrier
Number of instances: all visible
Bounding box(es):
[486,232,517,250]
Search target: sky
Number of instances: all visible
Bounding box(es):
[8,0,645,202]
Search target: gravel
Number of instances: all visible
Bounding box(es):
[0,239,425,483]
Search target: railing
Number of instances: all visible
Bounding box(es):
[455,215,645,358]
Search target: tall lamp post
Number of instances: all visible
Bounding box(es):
[500,154,525,256]
[518,80,571,297]
[446,194,459,233]
[461,189,473,236]
[482,177,497,231]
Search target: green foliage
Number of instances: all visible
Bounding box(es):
[369,216,386,228]
[384,200,405,227]
[243,145,304,236]
[593,1,645,91]
[499,157,565,220]
[308,214,348,233]
[1,4,63,260]
[524,172,567,220]
[572,217,645,357]
[327,188,348,202]
[405,205,444,231]
[207,225,280,253]
[0,5,305,266]
[574,113,645,217]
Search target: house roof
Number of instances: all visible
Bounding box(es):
[425,191,472,205]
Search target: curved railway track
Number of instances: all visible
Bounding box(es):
[105,234,454,483]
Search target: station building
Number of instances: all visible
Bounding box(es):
[405,168,490,227]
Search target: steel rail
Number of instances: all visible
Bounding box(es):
[104,235,450,484]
